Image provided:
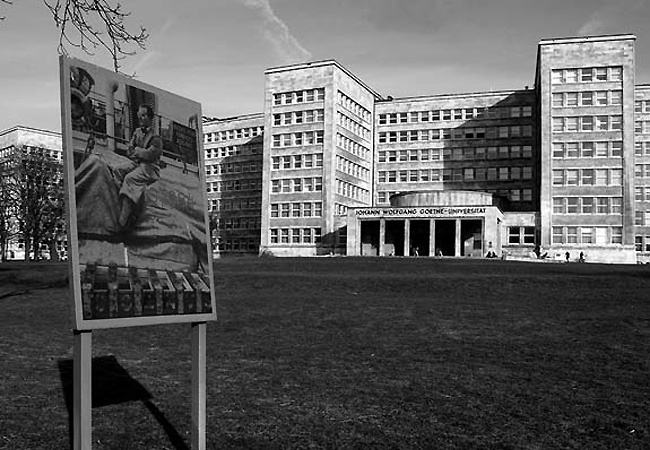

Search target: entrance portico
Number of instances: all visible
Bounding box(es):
[348,191,504,257]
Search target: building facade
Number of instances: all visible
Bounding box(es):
[6,33,650,263]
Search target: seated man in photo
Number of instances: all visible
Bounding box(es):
[112,104,162,231]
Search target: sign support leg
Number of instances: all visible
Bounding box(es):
[73,329,92,450]
[191,322,207,450]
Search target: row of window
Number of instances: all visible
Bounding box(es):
[204,126,263,143]
[378,106,534,125]
[337,90,372,123]
[270,202,322,218]
[636,141,650,156]
[206,178,261,193]
[271,153,324,170]
[378,166,533,183]
[378,145,533,163]
[551,67,623,84]
[634,235,650,252]
[552,197,623,215]
[337,112,371,140]
[336,155,370,181]
[635,121,650,134]
[552,226,623,245]
[205,161,261,175]
[634,164,650,178]
[336,133,371,160]
[378,125,533,143]
[271,177,323,193]
[552,90,622,108]
[552,168,623,186]
[634,187,650,202]
[552,115,622,132]
[273,88,325,106]
[507,226,535,245]
[635,100,650,114]
[270,227,322,244]
[273,109,324,126]
[336,178,370,202]
[208,198,262,211]
[377,188,533,204]
[211,216,261,230]
[213,238,259,252]
[552,141,622,159]
[205,143,262,158]
[272,131,324,147]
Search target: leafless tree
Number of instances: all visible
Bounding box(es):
[1,0,148,73]
[9,146,65,261]
[0,166,19,261]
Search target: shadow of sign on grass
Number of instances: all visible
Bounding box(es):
[58,355,188,450]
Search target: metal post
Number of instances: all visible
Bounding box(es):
[73,330,92,450]
[191,322,207,450]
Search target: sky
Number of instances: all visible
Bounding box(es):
[1,0,650,132]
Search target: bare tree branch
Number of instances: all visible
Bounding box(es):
[42,0,148,72]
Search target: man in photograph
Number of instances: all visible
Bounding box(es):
[113,104,162,230]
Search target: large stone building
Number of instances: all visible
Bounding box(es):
[6,33,650,263]
[205,33,649,263]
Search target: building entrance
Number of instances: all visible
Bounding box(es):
[410,220,430,256]
[360,221,380,256]
[461,219,483,257]
[385,220,405,256]
[435,220,456,256]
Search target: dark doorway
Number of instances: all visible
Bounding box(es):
[410,220,430,256]
[360,221,380,256]
[461,219,483,257]
[385,220,405,256]
[435,220,456,256]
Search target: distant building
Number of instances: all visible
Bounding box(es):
[206,33,648,263]
[0,126,64,260]
[8,33,650,263]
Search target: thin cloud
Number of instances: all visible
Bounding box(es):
[577,2,644,36]
[129,17,176,74]
[240,0,312,64]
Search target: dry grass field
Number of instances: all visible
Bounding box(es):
[1,257,649,449]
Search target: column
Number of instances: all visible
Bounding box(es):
[455,219,461,257]
[379,218,386,256]
[404,220,411,257]
[430,219,436,256]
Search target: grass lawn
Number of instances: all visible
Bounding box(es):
[1,257,650,449]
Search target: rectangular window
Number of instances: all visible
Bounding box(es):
[567,197,579,214]
[567,227,578,244]
[581,92,593,106]
[566,92,578,107]
[553,197,564,214]
[582,169,594,186]
[582,197,594,214]
[508,227,521,244]
[553,227,563,244]
[581,142,594,158]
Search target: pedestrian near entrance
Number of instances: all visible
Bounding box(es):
[565,251,570,262]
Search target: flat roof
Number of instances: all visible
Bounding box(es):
[0,125,61,138]
[202,112,264,126]
[539,33,636,46]
[376,88,534,104]
[265,59,383,100]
